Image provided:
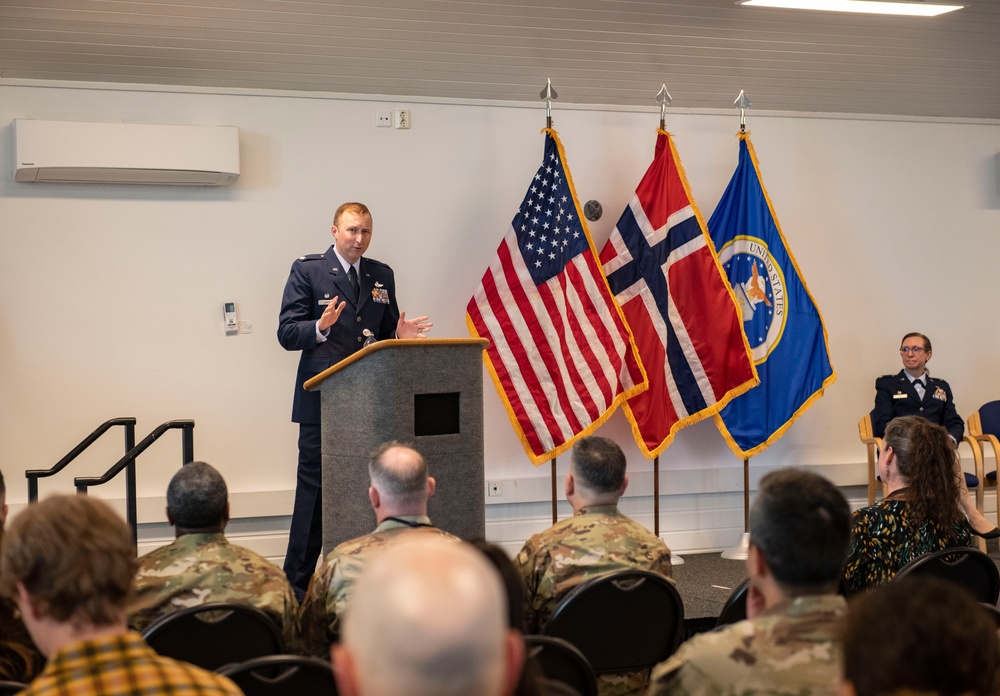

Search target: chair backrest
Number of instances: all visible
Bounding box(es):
[715,578,750,627]
[980,603,1000,629]
[219,655,336,696]
[142,602,284,671]
[892,547,1000,605]
[969,402,1000,488]
[977,401,1000,438]
[542,570,683,674]
[859,414,886,504]
[525,635,598,696]
[0,681,27,696]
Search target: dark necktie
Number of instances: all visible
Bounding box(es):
[348,265,360,299]
[914,379,925,399]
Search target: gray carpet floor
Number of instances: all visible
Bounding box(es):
[671,553,748,620]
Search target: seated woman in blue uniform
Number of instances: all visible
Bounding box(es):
[870,331,998,537]
[844,416,973,594]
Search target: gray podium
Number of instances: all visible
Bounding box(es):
[304,337,489,554]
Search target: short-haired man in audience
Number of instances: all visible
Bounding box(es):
[646,468,851,696]
[514,435,672,696]
[332,535,524,696]
[129,461,300,650]
[0,494,242,696]
[300,441,455,655]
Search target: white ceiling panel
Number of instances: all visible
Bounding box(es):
[0,0,997,118]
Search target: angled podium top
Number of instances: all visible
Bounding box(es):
[304,337,489,391]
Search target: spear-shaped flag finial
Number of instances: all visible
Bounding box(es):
[734,89,751,133]
[656,84,672,129]
[539,78,558,128]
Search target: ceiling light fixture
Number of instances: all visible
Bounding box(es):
[738,0,963,17]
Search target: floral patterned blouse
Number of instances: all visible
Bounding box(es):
[843,496,972,594]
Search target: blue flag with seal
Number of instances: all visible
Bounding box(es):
[709,133,835,459]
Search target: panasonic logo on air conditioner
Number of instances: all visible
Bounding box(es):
[12,119,240,186]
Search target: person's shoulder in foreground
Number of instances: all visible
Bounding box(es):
[647,594,845,696]
[23,631,242,696]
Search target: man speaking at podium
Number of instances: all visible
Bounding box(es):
[277,202,431,599]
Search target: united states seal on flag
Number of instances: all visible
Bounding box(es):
[600,130,758,458]
[466,129,647,465]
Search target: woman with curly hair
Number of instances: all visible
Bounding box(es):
[843,416,973,594]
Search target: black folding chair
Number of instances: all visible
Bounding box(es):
[892,546,1000,605]
[525,635,598,696]
[219,655,336,696]
[142,602,283,671]
[715,578,750,627]
[543,570,684,677]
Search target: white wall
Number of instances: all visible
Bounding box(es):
[2,80,999,557]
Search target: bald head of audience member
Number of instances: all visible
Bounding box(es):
[166,461,230,536]
[566,436,629,512]
[367,442,435,523]
[840,575,1000,696]
[332,536,524,696]
[0,495,135,657]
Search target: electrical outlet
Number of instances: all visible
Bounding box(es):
[487,480,503,497]
[376,110,392,128]
[395,110,411,129]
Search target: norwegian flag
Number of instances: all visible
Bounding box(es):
[467,129,647,465]
[600,131,757,458]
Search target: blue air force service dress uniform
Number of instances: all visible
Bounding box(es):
[870,370,964,442]
[277,246,400,597]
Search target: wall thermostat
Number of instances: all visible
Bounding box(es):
[224,302,238,335]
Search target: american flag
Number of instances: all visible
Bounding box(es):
[600,131,758,458]
[466,129,647,465]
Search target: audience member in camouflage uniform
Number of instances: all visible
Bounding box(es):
[129,461,300,651]
[514,436,672,696]
[299,442,456,656]
[646,468,851,696]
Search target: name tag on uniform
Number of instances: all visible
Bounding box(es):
[319,300,332,306]
[893,393,907,399]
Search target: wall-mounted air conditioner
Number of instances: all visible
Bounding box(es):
[12,119,240,185]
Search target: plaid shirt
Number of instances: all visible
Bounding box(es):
[21,631,242,696]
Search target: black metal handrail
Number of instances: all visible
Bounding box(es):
[75,419,195,546]
[25,417,137,502]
